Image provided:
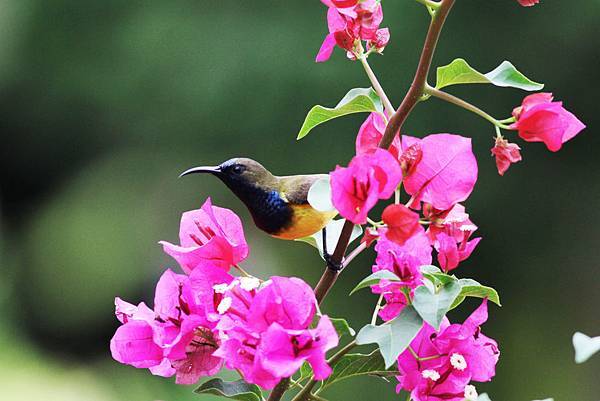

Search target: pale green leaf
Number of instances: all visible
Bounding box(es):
[435,58,543,91]
[356,306,423,368]
[195,379,264,401]
[484,60,544,91]
[413,280,461,330]
[573,332,600,364]
[297,88,383,139]
[308,177,335,212]
[436,58,489,89]
[420,265,442,274]
[350,270,401,296]
[330,317,356,338]
[450,279,501,310]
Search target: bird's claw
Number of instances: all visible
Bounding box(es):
[324,252,343,271]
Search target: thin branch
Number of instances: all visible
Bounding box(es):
[359,55,395,117]
[424,85,512,129]
[379,0,456,149]
[341,241,368,269]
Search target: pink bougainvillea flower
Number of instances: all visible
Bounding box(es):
[372,229,432,321]
[396,300,499,401]
[361,226,380,247]
[402,134,478,211]
[214,276,338,389]
[367,27,390,53]
[510,92,585,152]
[518,0,539,6]
[328,0,359,7]
[111,267,231,384]
[399,142,423,177]
[426,204,481,272]
[160,198,249,273]
[257,317,338,381]
[382,204,423,246]
[427,203,478,245]
[491,135,522,176]
[355,112,400,157]
[434,232,481,272]
[246,276,317,332]
[316,0,389,62]
[330,148,402,224]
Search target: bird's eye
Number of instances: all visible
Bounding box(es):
[232,165,244,174]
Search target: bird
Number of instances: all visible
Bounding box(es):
[179,157,338,242]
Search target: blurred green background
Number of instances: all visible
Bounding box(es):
[1,0,598,400]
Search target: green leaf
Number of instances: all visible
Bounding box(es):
[356,305,423,368]
[350,270,401,296]
[420,265,442,274]
[423,271,457,286]
[412,280,461,330]
[307,177,335,212]
[295,219,362,259]
[435,58,543,91]
[484,61,544,91]
[436,59,489,89]
[297,88,383,139]
[572,332,600,364]
[449,278,501,310]
[195,379,264,401]
[319,351,397,392]
[298,362,313,384]
[330,317,356,338]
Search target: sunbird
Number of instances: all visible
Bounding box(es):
[180,158,338,242]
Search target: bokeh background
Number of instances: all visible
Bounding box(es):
[1,0,598,400]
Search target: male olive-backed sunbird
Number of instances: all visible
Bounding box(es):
[180,158,338,241]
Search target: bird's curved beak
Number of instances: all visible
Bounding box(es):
[179,165,222,178]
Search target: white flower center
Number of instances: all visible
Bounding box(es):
[464,384,478,400]
[217,297,233,314]
[450,353,467,371]
[213,283,229,294]
[421,369,440,381]
[239,276,261,291]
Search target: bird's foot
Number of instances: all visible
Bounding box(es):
[324,252,343,272]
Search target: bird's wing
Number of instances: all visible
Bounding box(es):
[279,174,328,205]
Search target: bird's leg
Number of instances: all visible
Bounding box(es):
[322,227,342,271]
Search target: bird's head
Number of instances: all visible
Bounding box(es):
[180,158,277,191]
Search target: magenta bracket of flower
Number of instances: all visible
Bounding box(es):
[108,1,586,401]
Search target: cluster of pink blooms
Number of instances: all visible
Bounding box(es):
[397,300,499,401]
[329,87,583,397]
[332,121,481,319]
[110,199,339,388]
[316,0,390,62]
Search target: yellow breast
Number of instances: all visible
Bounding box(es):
[271,204,337,240]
